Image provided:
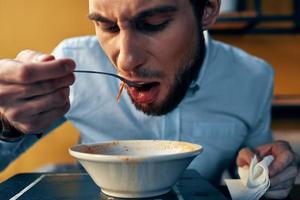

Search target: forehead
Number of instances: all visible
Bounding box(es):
[89,0,190,19]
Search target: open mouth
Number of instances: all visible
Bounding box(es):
[134,82,160,91]
[127,82,161,104]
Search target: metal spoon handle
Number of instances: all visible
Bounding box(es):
[74,70,140,87]
[74,70,123,80]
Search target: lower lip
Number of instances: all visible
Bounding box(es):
[128,84,160,104]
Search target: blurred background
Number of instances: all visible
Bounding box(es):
[0,0,299,182]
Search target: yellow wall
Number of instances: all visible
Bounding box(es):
[0,0,94,182]
[0,0,94,58]
[213,34,300,96]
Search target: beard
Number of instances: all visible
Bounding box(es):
[127,35,205,116]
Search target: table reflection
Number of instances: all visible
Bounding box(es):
[99,190,179,200]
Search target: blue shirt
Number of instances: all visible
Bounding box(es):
[0,33,274,181]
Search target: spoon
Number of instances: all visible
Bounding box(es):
[74,70,143,87]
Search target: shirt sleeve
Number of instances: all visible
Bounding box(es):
[52,40,66,58]
[0,118,66,171]
[243,64,274,148]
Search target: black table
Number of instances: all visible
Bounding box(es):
[1,170,299,200]
[0,170,228,200]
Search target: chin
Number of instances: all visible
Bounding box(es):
[130,91,178,116]
[133,102,167,116]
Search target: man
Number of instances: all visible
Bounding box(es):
[0,0,298,199]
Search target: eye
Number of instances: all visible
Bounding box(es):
[95,21,120,33]
[135,18,171,33]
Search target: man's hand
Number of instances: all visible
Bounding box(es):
[0,50,75,134]
[237,141,299,199]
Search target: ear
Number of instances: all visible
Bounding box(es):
[202,0,221,30]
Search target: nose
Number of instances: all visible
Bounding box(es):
[116,30,146,73]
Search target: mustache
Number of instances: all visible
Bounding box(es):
[119,68,164,79]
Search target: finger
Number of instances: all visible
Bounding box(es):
[270,164,298,189]
[16,50,55,63]
[5,87,70,122]
[23,74,75,99]
[255,141,296,177]
[255,143,273,157]
[237,147,255,167]
[0,74,75,103]
[0,59,22,83]
[272,141,292,154]
[269,178,295,191]
[20,73,75,99]
[0,58,75,84]
[270,163,298,188]
[264,187,292,199]
[14,102,70,134]
[269,150,295,177]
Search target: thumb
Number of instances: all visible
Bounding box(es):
[237,147,255,167]
[16,50,55,63]
[34,54,55,62]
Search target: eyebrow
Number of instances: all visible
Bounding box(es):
[88,13,114,23]
[88,5,178,23]
[134,5,178,20]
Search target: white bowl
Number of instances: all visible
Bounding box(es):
[69,140,202,198]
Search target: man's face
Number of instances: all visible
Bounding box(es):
[89,0,201,115]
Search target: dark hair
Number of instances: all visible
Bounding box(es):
[189,0,208,28]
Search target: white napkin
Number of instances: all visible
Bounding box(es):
[225,155,274,200]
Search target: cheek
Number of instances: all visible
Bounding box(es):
[152,25,198,79]
[96,32,116,65]
[153,26,198,100]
